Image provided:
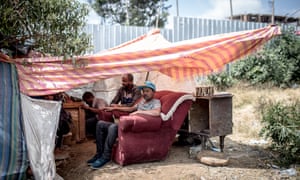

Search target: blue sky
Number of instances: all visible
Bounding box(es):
[167,0,300,19]
[81,0,300,24]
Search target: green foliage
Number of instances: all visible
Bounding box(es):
[270,29,300,83]
[0,0,91,57]
[259,99,300,166]
[207,71,235,90]
[231,29,300,87]
[92,0,170,27]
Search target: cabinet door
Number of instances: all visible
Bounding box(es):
[209,97,233,136]
[189,99,209,133]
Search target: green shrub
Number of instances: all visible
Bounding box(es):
[207,71,234,90]
[231,29,300,87]
[259,99,300,167]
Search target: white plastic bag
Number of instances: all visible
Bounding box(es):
[21,94,61,180]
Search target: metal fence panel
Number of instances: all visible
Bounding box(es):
[84,16,296,54]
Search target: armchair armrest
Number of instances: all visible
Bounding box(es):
[119,114,162,133]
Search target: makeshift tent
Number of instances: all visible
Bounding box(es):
[0,25,281,179]
[1,25,280,96]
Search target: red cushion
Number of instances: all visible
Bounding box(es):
[119,115,161,132]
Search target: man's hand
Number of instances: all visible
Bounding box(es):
[81,103,89,110]
[81,103,104,113]
[129,108,161,116]
[129,110,142,116]
[103,107,115,111]
[110,104,119,107]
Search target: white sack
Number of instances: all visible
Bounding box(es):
[21,94,61,180]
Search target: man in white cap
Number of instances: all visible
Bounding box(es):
[87,81,161,169]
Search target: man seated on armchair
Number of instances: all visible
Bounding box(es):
[87,81,161,169]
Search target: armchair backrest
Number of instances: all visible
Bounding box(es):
[154,90,193,130]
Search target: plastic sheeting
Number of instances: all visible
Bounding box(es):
[0,61,28,179]
[21,94,61,180]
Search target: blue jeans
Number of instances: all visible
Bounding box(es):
[95,121,118,160]
[86,116,97,136]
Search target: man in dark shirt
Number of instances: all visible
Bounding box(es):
[98,73,142,122]
[110,73,141,107]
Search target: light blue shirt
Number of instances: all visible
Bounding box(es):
[137,99,161,111]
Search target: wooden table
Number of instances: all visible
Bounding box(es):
[63,102,86,143]
[188,93,233,152]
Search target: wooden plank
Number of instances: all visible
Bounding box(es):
[63,102,86,142]
[63,102,82,108]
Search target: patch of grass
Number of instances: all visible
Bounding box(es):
[228,83,300,140]
[259,99,300,167]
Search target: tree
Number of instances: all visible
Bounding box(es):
[231,29,300,87]
[92,0,170,27]
[0,0,91,58]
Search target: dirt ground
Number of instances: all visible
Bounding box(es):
[56,86,300,180]
[56,136,298,180]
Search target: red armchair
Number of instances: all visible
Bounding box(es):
[113,90,194,166]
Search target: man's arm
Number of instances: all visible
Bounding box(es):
[104,105,137,112]
[94,98,108,109]
[81,103,104,113]
[110,88,122,106]
[82,98,108,113]
[130,108,161,116]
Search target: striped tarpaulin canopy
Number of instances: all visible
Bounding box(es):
[0,25,280,96]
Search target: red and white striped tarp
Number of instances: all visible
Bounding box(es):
[0,25,280,96]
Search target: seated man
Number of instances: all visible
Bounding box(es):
[87,81,161,169]
[99,73,142,122]
[82,73,142,136]
[82,92,108,137]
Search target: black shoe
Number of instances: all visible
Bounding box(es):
[91,158,110,169]
[87,154,98,165]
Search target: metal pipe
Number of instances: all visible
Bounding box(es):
[230,0,233,20]
[271,0,275,24]
[176,0,179,16]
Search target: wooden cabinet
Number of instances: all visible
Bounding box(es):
[188,93,233,152]
[63,102,86,143]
